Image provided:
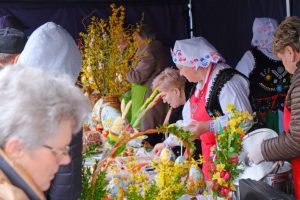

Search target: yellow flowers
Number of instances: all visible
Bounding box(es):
[125,158,206,199]
[216,164,225,171]
[211,104,253,199]
[225,104,235,112]
[80,4,140,97]
[212,172,220,180]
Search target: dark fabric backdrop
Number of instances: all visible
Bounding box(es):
[0,0,299,66]
[192,0,287,66]
[0,1,189,48]
[291,0,300,16]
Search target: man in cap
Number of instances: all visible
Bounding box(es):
[0,27,26,68]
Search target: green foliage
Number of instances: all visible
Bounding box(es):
[93,171,109,199]
[144,182,159,200]
[82,144,99,159]
[80,165,109,200]
[80,168,109,199]
[158,124,195,149]
[126,185,143,200]
[126,181,167,200]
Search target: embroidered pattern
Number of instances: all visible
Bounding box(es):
[172,49,223,69]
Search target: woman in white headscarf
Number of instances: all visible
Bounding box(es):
[172,37,253,180]
[17,22,83,200]
[236,18,290,134]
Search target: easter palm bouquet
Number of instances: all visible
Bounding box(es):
[210,104,253,199]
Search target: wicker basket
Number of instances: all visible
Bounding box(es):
[102,96,120,110]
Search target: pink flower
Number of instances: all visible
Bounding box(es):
[231,156,238,163]
[220,171,230,181]
[220,171,226,178]
[223,172,230,180]
[220,187,230,195]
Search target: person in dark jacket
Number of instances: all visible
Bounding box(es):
[126,24,172,146]
[248,16,300,199]
[17,22,85,200]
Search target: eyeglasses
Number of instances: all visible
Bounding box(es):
[42,144,70,160]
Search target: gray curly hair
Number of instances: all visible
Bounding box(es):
[0,64,90,148]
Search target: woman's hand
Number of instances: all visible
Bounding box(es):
[152,143,165,156]
[184,121,209,139]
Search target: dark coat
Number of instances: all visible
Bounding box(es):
[127,40,172,145]
[46,130,82,200]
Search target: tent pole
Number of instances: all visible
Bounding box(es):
[188,0,193,38]
[286,0,291,16]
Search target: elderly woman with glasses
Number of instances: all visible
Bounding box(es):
[172,37,253,180]
[0,65,89,200]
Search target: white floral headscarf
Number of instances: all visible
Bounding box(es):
[172,37,224,69]
[251,18,278,54]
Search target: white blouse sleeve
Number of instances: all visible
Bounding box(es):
[235,51,255,77]
[210,74,253,132]
[182,99,191,124]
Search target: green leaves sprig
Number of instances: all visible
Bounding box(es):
[158,124,195,149]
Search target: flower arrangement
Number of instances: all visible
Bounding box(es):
[210,104,253,199]
[80,4,140,97]
[82,121,202,199]
[125,158,204,200]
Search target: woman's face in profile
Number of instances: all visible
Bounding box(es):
[176,65,205,83]
[277,46,298,74]
[11,120,73,191]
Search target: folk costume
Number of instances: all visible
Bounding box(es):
[236,18,290,134]
[172,37,253,180]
